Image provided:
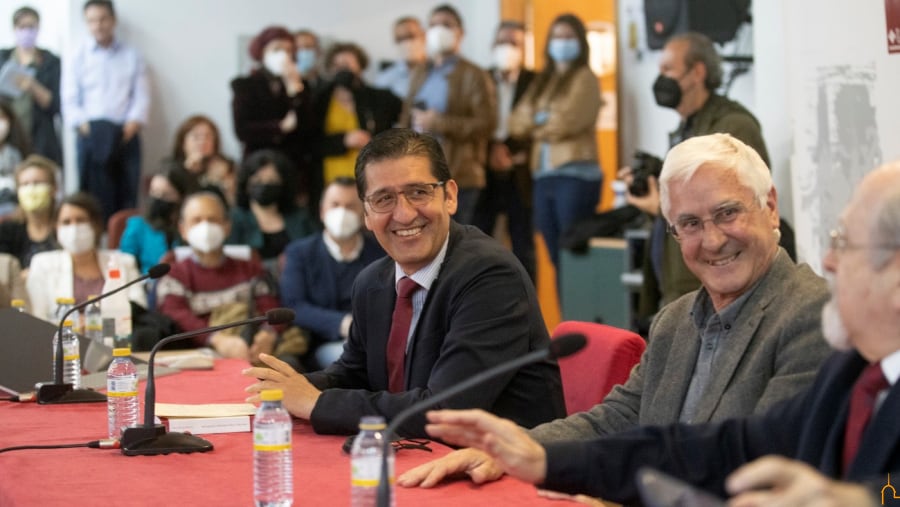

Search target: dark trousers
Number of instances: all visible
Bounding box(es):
[454,188,481,225]
[77,120,141,222]
[472,170,536,281]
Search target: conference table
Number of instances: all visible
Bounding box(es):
[0,359,569,506]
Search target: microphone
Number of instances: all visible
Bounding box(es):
[37,263,171,404]
[120,308,295,456]
[376,333,586,507]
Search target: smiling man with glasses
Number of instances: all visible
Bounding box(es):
[244,128,565,437]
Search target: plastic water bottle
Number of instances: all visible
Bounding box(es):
[11,298,27,313]
[52,296,75,324]
[52,319,81,387]
[84,296,103,345]
[101,255,133,349]
[350,416,394,507]
[254,389,293,507]
[611,180,629,209]
[106,347,139,439]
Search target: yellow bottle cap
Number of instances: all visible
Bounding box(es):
[112,348,131,357]
[10,299,25,307]
[260,389,283,402]
[358,417,386,431]
[62,319,73,327]
[56,297,76,305]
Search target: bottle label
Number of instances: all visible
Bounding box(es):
[253,427,291,451]
[351,455,394,487]
[63,341,79,361]
[107,377,138,396]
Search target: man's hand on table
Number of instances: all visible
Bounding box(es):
[243,353,321,419]
[397,447,505,488]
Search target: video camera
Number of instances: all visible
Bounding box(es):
[629,151,664,197]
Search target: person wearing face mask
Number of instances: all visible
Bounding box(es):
[0,6,62,165]
[119,168,187,275]
[0,102,31,217]
[313,42,401,186]
[374,16,428,100]
[472,20,537,282]
[0,155,59,277]
[231,26,315,205]
[400,3,496,225]
[508,13,603,287]
[280,177,384,370]
[156,192,282,361]
[62,0,149,223]
[26,191,144,323]
[226,149,315,272]
[293,29,323,94]
[617,32,772,325]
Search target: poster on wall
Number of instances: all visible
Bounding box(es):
[887,0,900,53]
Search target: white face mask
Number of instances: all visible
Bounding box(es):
[492,43,523,72]
[263,49,289,76]
[57,223,95,255]
[323,206,361,240]
[187,221,226,254]
[426,25,456,57]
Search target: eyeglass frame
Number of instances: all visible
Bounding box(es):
[363,181,446,214]
[666,201,754,240]
[828,224,900,253]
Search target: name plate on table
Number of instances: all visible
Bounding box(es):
[158,402,256,435]
[166,416,251,435]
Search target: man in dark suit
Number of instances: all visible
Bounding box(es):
[421,160,900,506]
[472,20,537,281]
[245,129,565,437]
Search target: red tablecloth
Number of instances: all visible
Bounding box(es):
[0,359,563,506]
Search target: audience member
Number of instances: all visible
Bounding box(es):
[293,29,323,93]
[400,4,496,225]
[119,168,187,274]
[0,155,59,272]
[244,129,565,438]
[27,191,144,321]
[163,114,236,205]
[621,32,771,321]
[227,149,315,271]
[315,42,401,185]
[280,177,384,371]
[157,192,280,361]
[373,16,427,100]
[399,133,831,489]
[0,101,30,216]
[0,253,27,308]
[421,159,900,507]
[62,0,149,222]
[0,6,62,165]
[508,13,602,272]
[472,20,536,281]
[231,26,315,203]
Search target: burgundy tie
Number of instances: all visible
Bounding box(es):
[386,277,420,393]
[842,362,889,472]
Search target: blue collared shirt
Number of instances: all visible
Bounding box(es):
[393,233,450,352]
[61,37,150,127]
[413,56,458,114]
[373,61,413,100]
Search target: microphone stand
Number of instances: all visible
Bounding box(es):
[120,309,294,456]
[375,334,587,507]
[37,263,170,404]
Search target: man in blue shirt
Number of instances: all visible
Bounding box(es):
[374,16,427,101]
[62,0,149,221]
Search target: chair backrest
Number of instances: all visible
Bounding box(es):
[552,321,646,415]
[106,208,140,249]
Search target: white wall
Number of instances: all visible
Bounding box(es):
[51,0,498,195]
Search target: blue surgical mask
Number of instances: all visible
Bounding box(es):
[296,48,316,74]
[548,38,580,63]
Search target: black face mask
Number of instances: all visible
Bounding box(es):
[652,74,682,109]
[249,183,281,206]
[147,198,178,224]
[332,69,360,90]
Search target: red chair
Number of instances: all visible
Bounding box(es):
[552,321,646,415]
[106,208,140,249]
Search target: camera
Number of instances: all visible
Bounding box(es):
[628,150,664,197]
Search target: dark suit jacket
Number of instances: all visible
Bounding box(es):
[305,222,566,437]
[488,67,535,204]
[0,48,62,164]
[312,80,402,157]
[541,350,900,504]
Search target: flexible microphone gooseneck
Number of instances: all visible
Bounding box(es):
[37,263,171,404]
[375,333,587,507]
[119,308,295,456]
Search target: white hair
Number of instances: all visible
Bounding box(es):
[659,133,772,222]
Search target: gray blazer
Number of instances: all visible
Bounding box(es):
[530,248,831,443]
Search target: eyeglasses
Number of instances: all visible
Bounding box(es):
[364,182,445,214]
[829,225,899,253]
[391,438,432,453]
[668,202,750,240]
